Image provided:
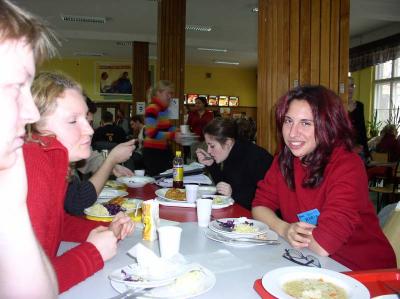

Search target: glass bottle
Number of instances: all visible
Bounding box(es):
[173,151,184,189]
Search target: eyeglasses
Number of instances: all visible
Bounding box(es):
[282,248,321,268]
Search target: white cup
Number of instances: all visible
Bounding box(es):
[180,125,190,134]
[196,198,213,227]
[135,169,145,176]
[185,184,199,203]
[157,226,182,259]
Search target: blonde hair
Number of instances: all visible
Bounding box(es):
[30,72,82,134]
[147,80,174,102]
[0,0,57,64]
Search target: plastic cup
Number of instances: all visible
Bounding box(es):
[185,184,199,203]
[135,169,145,176]
[196,198,213,227]
[180,125,190,134]
[157,226,182,259]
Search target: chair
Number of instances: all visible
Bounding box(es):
[370,152,389,163]
[369,160,400,212]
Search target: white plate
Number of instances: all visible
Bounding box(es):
[205,229,277,248]
[98,189,129,200]
[209,217,269,238]
[160,162,205,175]
[84,198,142,218]
[155,187,217,202]
[110,265,216,299]
[262,266,370,299]
[104,180,126,189]
[116,176,155,188]
[201,195,235,209]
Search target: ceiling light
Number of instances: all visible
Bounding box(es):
[61,14,106,24]
[252,7,259,13]
[198,47,227,52]
[185,24,212,32]
[116,41,133,46]
[74,52,105,57]
[214,60,240,65]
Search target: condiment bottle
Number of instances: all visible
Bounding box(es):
[172,150,184,189]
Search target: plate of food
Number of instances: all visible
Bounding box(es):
[116,176,155,188]
[155,187,217,203]
[208,217,269,238]
[110,265,216,299]
[104,180,127,190]
[98,188,129,201]
[84,197,142,219]
[262,266,370,299]
[202,195,235,209]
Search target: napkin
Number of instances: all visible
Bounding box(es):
[127,243,187,280]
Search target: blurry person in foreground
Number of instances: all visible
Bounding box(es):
[0,0,58,297]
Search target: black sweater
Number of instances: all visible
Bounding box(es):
[207,140,273,210]
[64,176,97,216]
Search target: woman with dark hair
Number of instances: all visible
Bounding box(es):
[252,85,396,270]
[196,117,273,210]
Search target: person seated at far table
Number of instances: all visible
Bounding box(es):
[24,71,135,293]
[196,117,273,210]
[92,110,127,149]
[252,85,396,271]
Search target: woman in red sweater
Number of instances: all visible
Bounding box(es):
[23,72,134,293]
[252,85,396,270]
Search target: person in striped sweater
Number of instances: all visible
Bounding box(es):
[143,80,177,176]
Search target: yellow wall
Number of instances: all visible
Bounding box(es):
[39,58,258,107]
[351,66,374,122]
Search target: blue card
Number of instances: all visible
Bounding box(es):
[297,209,320,225]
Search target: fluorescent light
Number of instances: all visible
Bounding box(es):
[74,52,105,57]
[61,14,106,24]
[198,47,227,53]
[214,60,240,65]
[185,24,212,32]
[116,41,133,46]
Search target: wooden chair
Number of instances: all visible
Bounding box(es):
[369,160,400,212]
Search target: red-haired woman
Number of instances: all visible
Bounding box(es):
[252,85,396,270]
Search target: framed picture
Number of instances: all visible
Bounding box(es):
[208,95,219,106]
[218,96,229,106]
[96,62,133,95]
[229,96,239,107]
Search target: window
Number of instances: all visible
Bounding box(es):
[374,58,400,124]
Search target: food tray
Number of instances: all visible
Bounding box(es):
[253,269,400,298]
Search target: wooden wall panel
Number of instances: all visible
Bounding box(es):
[132,41,149,112]
[339,0,350,103]
[289,0,300,89]
[329,0,340,92]
[320,0,331,87]
[257,0,349,153]
[157,0,186,124]
[310,0,321,84]
[299,0,311,85]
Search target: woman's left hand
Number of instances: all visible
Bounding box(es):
[109,212,135,240]
[283,221,314,249]
[216,181,232,197]
[112,164,134,177]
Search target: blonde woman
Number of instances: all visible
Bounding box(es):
[23,72,134,293]
[0,0,58,297]
[143,80,177,175]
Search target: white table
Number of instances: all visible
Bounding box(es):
[59,222,349,299]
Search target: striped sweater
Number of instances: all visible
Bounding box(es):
[144,97,176,149]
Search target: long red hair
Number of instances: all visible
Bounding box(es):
[275,85,354,190]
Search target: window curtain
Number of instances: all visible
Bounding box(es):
[350,33,400,72]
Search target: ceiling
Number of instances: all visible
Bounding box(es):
[14,0,400,68]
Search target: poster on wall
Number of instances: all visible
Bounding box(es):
[229,96,239,107]
[136,102,145,115]
[219,96,229,106]
[208,95,218,106]
[187,94,198,104]
[96,62,133,95]
[169,98,179,119]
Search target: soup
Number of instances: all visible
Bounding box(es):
[283,278,347,299]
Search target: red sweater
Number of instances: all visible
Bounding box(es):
[23,136,104,293]
[253,147,396,270]
[187,110,213,140]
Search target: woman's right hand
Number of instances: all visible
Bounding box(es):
[87,226,118,261]
[107,139,136,164]
[196,148,214,166]
[283,222,314,249]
